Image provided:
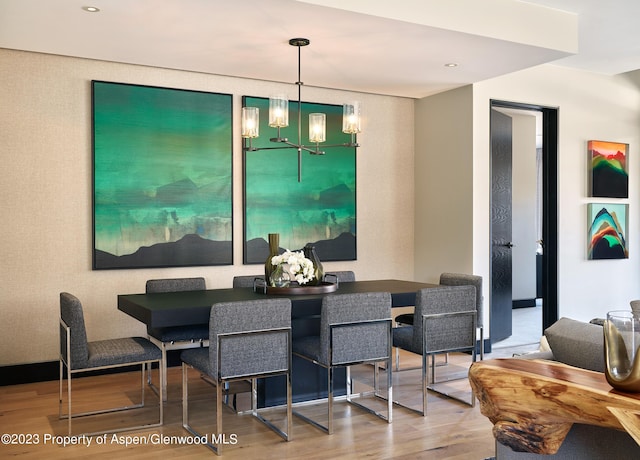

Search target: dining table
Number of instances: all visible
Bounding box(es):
[118,279,437,406]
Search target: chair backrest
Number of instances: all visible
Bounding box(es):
[439,273,483,327]
[59,292,89,369]
[209,298,291,380]
[145,277,206,293]
[232,275,263,288]
[320,292,392,366]
[324,271,356,283]
[413,285,476,353]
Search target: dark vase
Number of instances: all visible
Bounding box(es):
[303,244,324,286]
[265,233,280,284]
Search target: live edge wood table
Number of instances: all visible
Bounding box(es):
[118,279,436,407]
[468,358,640,455]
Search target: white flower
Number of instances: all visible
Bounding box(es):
[271,250,315,285]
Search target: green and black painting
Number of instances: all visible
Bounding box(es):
[92,81,233,269]
[242,96,356,264]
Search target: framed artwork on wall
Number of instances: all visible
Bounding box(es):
[587,203,628,260]
[242,96,356,264]
[589,140,629,198]
[92,81,233,269]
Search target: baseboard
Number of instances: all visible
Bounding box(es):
[1,351,181,386]
[480,338,492,354]
[0,361,60,386]
[512,298,537,309]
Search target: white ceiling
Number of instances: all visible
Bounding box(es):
[0,0,638,98]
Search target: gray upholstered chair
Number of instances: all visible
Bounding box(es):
[440,273,484,359]
[181,298,292,455]
[232,275,266,291]
[396,273,484,362]
[292,292,393,434]
[59,292,163,435]
[145,277,209,401]
[323,270,356,285]
[393,285,477,416]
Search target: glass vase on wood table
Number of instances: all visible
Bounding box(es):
[604,310,640,392]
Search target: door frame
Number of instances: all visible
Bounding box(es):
[490,100,558,332]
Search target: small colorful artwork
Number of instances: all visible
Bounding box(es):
[587,203,628,260]
[589,140,629,198]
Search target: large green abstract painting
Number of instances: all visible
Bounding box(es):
[93,81,233,269]
[243,96,356,264]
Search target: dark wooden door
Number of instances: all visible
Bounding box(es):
[490,109,513,343]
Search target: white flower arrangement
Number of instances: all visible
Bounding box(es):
[271,250,316,285]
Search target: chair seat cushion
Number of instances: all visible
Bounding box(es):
[292,335,323,364]
[395,313,414,325]
[147,324,209,343]
[181,347,213,377]
[393,326,419,354]
[82,337,161,369]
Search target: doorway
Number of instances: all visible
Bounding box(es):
[489,100,558,349]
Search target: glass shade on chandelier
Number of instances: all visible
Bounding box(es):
[241,107,259,139]
[269,95,289,128]
[342,102,361,134]
[309,113,326,143]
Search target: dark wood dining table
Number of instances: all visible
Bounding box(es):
[118,279,436,336]
[117,279,437,406]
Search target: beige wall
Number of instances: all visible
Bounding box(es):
[414,85,474,283]
[0,48,415,366]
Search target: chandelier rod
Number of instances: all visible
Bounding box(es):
[295,38,304,181]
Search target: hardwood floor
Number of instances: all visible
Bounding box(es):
[0,349,536,459]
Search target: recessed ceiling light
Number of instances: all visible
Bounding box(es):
[82,6,100,13]
[444,63,458,68]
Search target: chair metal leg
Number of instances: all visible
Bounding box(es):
[57,359,74,434]
[395,346,400,371]
[182,363,188,427]
[293,367,334,434]
[183,363,220,454]
[250,376,292,441]
[426,349,477,408]
[328,366,334,434]
[345,362,392,424]
[147,342,168,402]
[422,351,428,416]
[60,360,163,436]
[216,379,223,455]
[387,357,393,423]
[161,345,167,401]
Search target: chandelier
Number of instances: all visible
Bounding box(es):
[241,38,361,182]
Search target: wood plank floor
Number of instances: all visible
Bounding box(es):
[0,348,535,459]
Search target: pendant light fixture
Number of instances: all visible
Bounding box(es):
[241,38,361,182]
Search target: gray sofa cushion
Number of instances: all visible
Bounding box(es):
[543,317,604,372]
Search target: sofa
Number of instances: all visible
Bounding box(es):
[495,317,640,459]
